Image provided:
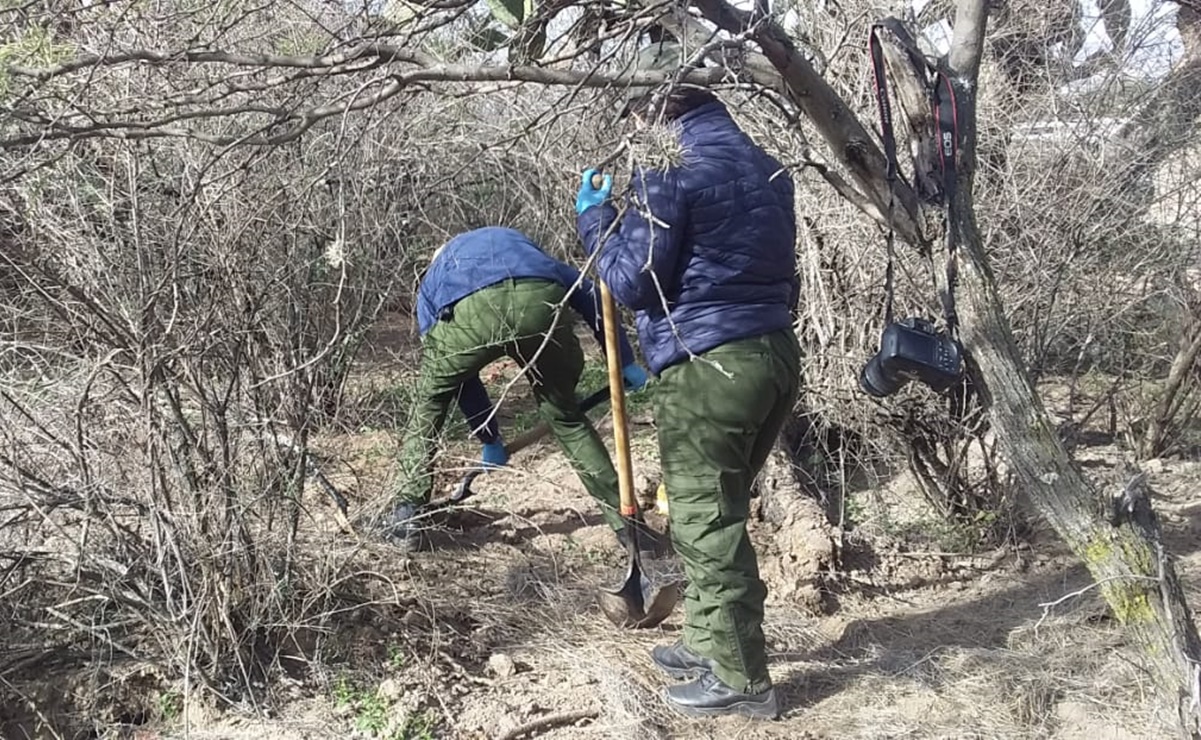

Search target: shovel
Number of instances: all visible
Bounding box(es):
[591,192,679,628]
[428,385,612,510]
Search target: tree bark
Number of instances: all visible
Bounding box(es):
[939,2,1201,734]
[691,0,1201,733]
[692,0,927,247]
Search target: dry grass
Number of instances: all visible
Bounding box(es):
[208,420,1179,740]
[6,407,1182,740]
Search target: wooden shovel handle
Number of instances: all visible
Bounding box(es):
[599,279,637,518]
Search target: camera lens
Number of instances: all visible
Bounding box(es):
[859,355,903,398]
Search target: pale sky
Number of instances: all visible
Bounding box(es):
[762,0,1186,82]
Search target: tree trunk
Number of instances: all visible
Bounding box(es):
[953,159,1201,737]
[1142,320,1201,459]
[942,2,1201,734]
[692,0,1201,733]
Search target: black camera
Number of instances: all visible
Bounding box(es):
[859,317,963,398]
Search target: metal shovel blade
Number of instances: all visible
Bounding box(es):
[597,537,681,629]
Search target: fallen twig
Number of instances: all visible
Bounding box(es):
[494,708,599,740]
[1033,573,1161,633]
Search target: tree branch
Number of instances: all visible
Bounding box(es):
[7,45,435,81]
[947,0,989,81]
[947,0,989,191]
[0,62,729,149]
[691,0,928,247]
[873,23,946,204]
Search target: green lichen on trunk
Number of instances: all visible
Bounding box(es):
[1084,531,1158,625]
[1103,583,1156,625]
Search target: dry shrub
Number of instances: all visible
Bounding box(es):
[0,8,607,729]
[2,0,1201,733]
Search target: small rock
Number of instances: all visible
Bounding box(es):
[488,653,516,678]
[377,678,403,703]
[1144,458,1167,475]
[566,672,597,688]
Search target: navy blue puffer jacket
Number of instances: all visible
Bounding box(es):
[577,101,799,375]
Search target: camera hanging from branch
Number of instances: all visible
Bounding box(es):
[860,17,1002,531]
[860,18,963,403]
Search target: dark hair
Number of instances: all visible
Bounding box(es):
[624,87,718,122]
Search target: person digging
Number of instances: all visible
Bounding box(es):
[381,226,655,555]
[575,40,802,720]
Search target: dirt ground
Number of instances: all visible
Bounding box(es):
[160,449,1195,740]
[16,316,1200,740]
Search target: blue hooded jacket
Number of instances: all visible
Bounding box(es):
[417,226,635,444]
[576,101,799,375]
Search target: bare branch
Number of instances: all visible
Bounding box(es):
[8,45,432,81]
[691,0,929,247]
[0,61,728,149]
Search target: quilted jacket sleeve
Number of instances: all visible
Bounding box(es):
[553,262,636,367]
[576,166,687,313]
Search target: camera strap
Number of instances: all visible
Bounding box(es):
[868,19,961,339]
[868,23,899,326]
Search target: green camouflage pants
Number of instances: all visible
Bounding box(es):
[396,278,623,531]
[655,328,802,694]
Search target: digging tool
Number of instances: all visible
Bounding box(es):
[309,459,356,535]
[434,385,612,508]
[273,432,356,535]
[591,172,680,628]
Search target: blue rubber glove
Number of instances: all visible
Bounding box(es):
[622,363,649,392]
[481,440,509,469]
[575,168,613,215]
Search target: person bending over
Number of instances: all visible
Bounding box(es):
[383,226,649,553]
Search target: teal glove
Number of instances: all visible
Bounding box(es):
[481,441,509,469]
[622,363,649,392]
[576,168,613,215]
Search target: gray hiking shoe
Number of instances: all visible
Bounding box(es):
[663,671,780,720]
[380,502,421,552]
[651,640,715,680]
